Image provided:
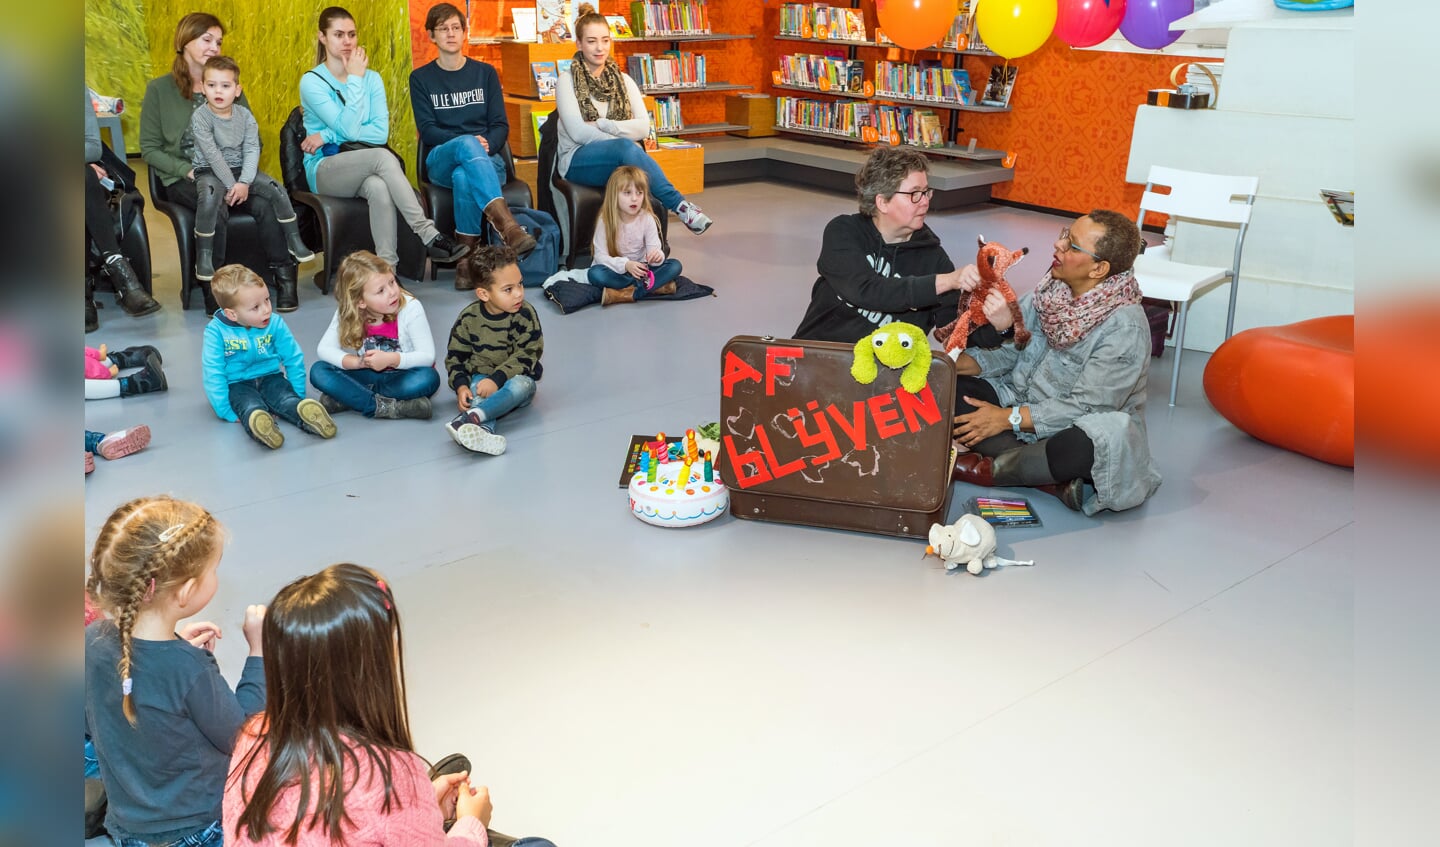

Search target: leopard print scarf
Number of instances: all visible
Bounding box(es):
[570,54,632,123]
[1033,269,1142,350]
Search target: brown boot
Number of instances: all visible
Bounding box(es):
[483,198,538,256]
[1034,479,1086,511]
[453,233,482,290]
[601,285,637,306]
[650,280,677,296]
[952,452,996,485]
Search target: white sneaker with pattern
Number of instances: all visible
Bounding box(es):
[676,200,712,234]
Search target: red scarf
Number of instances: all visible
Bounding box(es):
[1033,269,1142,350]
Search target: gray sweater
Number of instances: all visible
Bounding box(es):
[190,102,260,187]
[84,620,265,840]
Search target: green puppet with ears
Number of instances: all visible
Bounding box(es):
[850,321,932,394]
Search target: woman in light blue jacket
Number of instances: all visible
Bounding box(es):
[299,5,469,275]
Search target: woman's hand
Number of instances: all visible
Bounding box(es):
[89,163,108,180]
[179,621,221,652]
[644,248,665,265]
[952,396,1011,447]
[936,264,980,295]
[301,133,325,154]
[981,289,1013,332]
[475,134,490,153]
[625,260,648,280]
[432,770,468,820]
[346,45,369,78]
[187,168,196,181]
[455,782,493,828]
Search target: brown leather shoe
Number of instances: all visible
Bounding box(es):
[1034,479,1086,511]
[650,280,677,296]
[453,233,481,289]
[951,451,996,486]
[601,285,636,306]
[483,198,538,256]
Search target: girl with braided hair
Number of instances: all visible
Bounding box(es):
[555,3,712,235]
[84,495,267,847]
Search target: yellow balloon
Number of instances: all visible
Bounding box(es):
[976,0,1059,59]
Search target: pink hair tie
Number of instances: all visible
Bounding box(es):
[376,579,391,610]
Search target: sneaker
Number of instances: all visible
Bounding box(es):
[96,425,151,460]
[247,410,284,449]
[316,393,348,415]
[425,232,472,263]
[676,200,712,235]
[448,412,506,455]
[85,452,95,475]
[296,399,338,439]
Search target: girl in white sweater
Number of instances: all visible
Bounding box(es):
[588,166,682,302]
[309,251,440,419]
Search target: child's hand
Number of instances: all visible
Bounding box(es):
[626,260,648,280]
[644,248,665,265]
[242,605,267,656]
[455,781,493,828]
[474,378,499,399]
[226,182,250,206]
[179,621,222,652]
[456,385,473,411]
[362,350,399,371]
[432,770,468,818]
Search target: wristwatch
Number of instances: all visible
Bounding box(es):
[1009,406,1023,433]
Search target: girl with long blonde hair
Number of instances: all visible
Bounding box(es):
[310,251,440,419]
[587,165,683,303]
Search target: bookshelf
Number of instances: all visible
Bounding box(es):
[770,1,1014,153]
[615,30,754,134]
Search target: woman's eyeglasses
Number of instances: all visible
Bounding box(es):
[1057,227,1101,260]
[891,187,935,204]
[434,24,465,35]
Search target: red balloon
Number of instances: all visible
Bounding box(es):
[876,0,957,51]
[1055,0,1128,48]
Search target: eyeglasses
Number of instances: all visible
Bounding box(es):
[1057,226,1101,260]
[434,24,465,34]
[891,187,935,204]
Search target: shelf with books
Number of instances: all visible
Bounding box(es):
[780,2,868,41]
[773,35,874,47]
[769,124,866,144]
[667,121,750,136]
[871,93,1009,113]
[628,0,714,38]
[615,33,754,44]
[640,82,753,95]
[772,83,869,101]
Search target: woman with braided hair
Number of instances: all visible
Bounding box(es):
[84,495,268,847]
[555,3,712,235]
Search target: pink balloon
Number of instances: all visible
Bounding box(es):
[1055,0,1128,48]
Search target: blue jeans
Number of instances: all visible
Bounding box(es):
[84,430,105,453]
[228,373,304,445]
[84,737,100,779]
[426,136,507,236]
[465,373,536,431]
[310,361,440,417]
[112,820,222,847]
[563,138,684,212]
[587,257,682,298]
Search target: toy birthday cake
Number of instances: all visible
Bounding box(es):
[628,429,728,528]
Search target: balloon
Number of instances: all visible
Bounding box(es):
[975,0,1059,60]
[876,0,956,51]
[1119,0,1193,50]
[1054,0,1127,49]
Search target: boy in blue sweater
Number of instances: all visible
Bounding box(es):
[410,1,537,287]
[201,265,336,448]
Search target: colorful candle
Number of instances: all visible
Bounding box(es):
[703,450,713,482]
[646,449,658,483]
[638,448,649,477]
[685,428,698,464]
[654,432,669,463]
[677,460,692,487]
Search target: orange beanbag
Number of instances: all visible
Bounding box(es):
[1202,316,1354,467]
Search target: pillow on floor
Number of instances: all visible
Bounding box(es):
[543,276,714,314]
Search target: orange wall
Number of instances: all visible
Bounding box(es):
[407,0,1201,217]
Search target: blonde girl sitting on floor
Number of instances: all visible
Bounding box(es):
[587,165,682,305]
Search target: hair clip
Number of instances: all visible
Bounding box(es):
[122,677,133,696]
[376,579,391,610]
[158,523,185,542]
[142,578,156,603]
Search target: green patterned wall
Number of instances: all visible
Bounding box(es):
[85,0,416,183]
[84,0,150,154]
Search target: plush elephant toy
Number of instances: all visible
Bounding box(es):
[851,321,931,394]
[925,514,1035,575]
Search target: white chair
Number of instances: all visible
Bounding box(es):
[1133,165,1259,406]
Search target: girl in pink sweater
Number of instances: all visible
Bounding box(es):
[224,563,494,846]
[587,165,682,302]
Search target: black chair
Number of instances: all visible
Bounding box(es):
[551,167,668,270]
[416,139,533,280]
[277,107,427,293]
[147,167,269,310]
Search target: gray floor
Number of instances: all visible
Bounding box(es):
[85,171,1353,846]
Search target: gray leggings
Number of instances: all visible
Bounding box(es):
[314,148,439,266]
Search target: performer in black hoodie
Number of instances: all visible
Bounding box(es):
[794,146,979,343]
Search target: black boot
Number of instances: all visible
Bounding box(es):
[85,273,99,333]
[272,263,299,312]
[194,232,216,281]
[118,353,167,396]
[278,216,316,262]
[102,255,161,317]
[107,345,162,369]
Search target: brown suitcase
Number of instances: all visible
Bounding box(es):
[717,335,957,539]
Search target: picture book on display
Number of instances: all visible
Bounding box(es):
[536,0,573,43]
[532,108,554,142]
[512,7,538,41]
[980,65,1017,108]
[618,434,683,487]
[607,14,634,38]
[532,62,558,99]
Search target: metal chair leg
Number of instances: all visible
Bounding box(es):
[1169,300,1190,407]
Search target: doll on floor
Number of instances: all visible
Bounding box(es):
[84,344,167,400]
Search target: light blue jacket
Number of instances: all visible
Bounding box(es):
[299,64,390,191]
[201,311,307,422]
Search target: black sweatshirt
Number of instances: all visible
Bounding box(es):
[409,58,509,153]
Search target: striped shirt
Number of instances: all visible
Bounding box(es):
[445,300,544,390]
[190,103,260,187]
